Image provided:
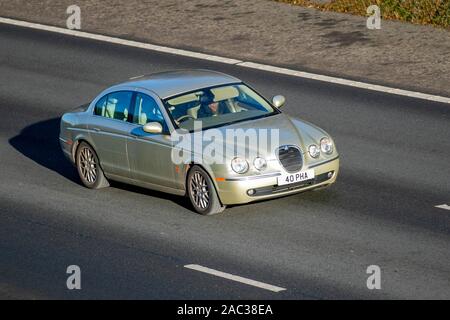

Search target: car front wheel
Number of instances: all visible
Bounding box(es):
[187,165,225,215]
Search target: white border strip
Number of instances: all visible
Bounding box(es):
[0,17,242,64]
[184,264,286,293]
[237,62,450,104]
[435,204,450,211]
[1,16,449,105]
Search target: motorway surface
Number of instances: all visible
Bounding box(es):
[0,24,449,299]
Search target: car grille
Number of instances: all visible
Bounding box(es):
[277,145,303,173]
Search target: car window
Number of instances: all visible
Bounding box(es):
[132,93,166,128]
[94,95,107,116]
[94,91,133,122]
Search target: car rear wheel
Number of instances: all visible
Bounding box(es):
[76,142,109,189]
[187,165,225,215]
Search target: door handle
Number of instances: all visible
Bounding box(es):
[93,127,101,132]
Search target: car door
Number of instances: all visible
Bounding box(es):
[88,90,135,178]
[126,91,178,189]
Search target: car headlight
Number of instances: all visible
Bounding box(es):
[253,157,267,171]
[320,137,333,154]
[308,144,320,158]
[231,157,249,174]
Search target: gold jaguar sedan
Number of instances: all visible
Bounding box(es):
[60,70,339,215]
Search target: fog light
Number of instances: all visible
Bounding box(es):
[247,189,256,196]
[327,171,333,179]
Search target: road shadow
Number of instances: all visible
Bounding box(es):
[9,116,192,210]
[322,30,372,47]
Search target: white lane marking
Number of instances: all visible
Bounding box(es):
[184,264,286,293]
[435,204,450,210]
[1,16,450,105]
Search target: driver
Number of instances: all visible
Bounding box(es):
[197,91,226,118]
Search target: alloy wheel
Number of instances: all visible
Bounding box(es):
[189,172,210,210]
[78,146,97,184]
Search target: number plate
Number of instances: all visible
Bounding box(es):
[277,169,315,186]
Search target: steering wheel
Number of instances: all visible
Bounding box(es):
[176,114,195,123]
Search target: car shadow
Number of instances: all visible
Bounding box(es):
[9,117,192,211]
[9,117,79,184]
[109,180,191,210]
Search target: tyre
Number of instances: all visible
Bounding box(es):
[76,141,109,189]
[187,165,226,215]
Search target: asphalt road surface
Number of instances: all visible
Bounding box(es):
[0,24,449,299]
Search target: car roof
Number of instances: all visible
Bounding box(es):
[117,69,241,99]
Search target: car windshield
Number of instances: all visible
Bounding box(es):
[163,83,278,131]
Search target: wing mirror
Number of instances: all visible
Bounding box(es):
[143,122,163,134]
[272,95,286,108]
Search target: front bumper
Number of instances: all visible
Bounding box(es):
[216,157,339,205]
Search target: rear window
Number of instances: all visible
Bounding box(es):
[93,91,134,122]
